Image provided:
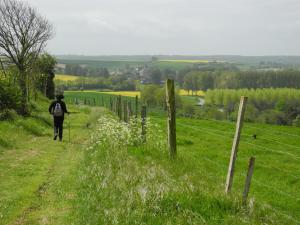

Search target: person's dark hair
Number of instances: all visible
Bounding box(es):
[56,94,64,100]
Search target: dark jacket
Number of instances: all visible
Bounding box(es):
[49,100,68,118]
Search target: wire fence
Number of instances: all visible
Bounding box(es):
[178,122,300,161]
[199,151,300,224]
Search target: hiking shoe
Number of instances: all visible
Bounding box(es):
[54,135,57,140]
[59,138,62,142]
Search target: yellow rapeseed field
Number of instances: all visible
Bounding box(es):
[69,89,204,97]
[99,91,141,97]
[55,74,79,81]
[179,89,205,96]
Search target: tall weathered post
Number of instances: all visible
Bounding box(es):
[225,96,248,194]
[141,105,147,142]
[166,79,176,158]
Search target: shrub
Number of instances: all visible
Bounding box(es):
[0,109,18,121]
[181,102,195,117]
[293,115,300,127]
[257,110,287,125]
[0,80,22,114]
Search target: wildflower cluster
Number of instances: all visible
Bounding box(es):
[87,114,165,152]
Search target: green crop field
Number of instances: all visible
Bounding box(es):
[64,91,138,108]
[56,58,212,72]
[57,59,145,71]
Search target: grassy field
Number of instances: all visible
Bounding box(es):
[1,93,299,224]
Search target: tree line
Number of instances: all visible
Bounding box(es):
[204,88,300,126]
[181,69,300,94]
[60,64,110,78]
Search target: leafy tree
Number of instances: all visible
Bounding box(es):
[149,68,162,84]
[35,54,56,99]
[0,0,53,114]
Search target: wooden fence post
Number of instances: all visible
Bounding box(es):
[166,79,176,158]
[135,95,138,118]
[113,99,116,113]
[116,97,119,116]
[123,99,127,122]
[242,157,255,204]
[110,97,113,111]
[141,106,147,142]
[93,98,96,106]
[118,95,122,120]
[127,101,132,122]
[225,96,248,193]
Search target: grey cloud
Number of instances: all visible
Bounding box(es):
[25,0,300,55]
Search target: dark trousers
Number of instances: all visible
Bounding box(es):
[54,116,64,139]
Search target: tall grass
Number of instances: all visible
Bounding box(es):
[72,113,282,224]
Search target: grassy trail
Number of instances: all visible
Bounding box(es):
[0,106,101,225]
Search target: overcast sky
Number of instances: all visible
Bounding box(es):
[26,0,300,56]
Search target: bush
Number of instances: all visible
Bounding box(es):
[257,110,287,125]
[181,102,195,117]
[141,85,182,110]
[0,109,18,121]
[293,115,300,127]
[16,119,46,136]
[0,80,22,114]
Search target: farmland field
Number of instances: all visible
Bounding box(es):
[57,59,145,71]
[99,91,140,97]
[55,74,79,81]
[56,58,215,71]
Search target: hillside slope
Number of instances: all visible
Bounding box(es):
[1,103,299,224]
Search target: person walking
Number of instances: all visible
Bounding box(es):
[49,94,69,141]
